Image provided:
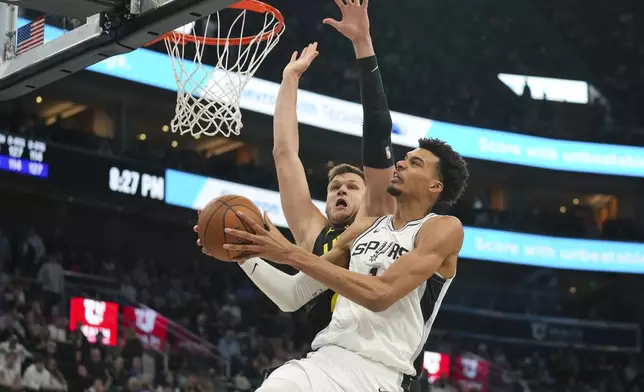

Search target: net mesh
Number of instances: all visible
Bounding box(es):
[163,7,283,137]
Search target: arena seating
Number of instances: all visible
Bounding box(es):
[0,182,642,391]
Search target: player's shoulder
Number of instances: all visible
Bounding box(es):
[426,214,463,230]
[419,215,464,241]
[351,216,385,233]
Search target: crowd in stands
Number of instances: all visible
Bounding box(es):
[0,189,643,391]
[19,0,644,147]
[4,3,644,389]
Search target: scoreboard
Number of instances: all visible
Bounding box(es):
[0,132,48,178]
[0,132,165,205]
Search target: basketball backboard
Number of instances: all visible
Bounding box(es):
[0,0,238,100]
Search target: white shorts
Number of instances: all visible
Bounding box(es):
[257,345,411,392]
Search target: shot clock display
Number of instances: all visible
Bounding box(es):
[0,132,48,178]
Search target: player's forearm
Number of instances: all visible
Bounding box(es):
[358,55,393,169]
[358,51,396,215]
[287,249,388,312]
[272,74,301,157]
[240,258,327,312]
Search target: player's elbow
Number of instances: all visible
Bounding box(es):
[272,144,297,161]
[276,302,300,313]
[363,291,394,313]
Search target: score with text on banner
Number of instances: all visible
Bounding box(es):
[109,167,164,201]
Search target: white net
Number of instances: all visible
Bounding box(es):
[163,6,283,137]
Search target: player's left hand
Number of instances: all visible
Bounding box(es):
[223,211,298,264]
[323,0,370,43]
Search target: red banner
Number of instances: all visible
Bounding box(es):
[123,307,168,351]
[423,351,451,382]
[452,354,489,392]
[69,297,118,346]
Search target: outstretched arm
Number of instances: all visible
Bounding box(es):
[225,214,462,313]
[272,44,327,251]
[324,0,396,217]
[288,216,462,312]
[236,216,364,312]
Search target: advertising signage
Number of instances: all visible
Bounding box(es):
[165,168,644,274]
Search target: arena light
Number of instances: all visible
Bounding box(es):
[497,73,590,104]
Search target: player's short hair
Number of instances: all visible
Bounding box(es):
[327,164,365,183]
[418,138,469,205]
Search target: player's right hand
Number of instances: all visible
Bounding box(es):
[283,43,319,79]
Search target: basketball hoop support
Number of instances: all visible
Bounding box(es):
[0,0,238,101]
[0,3,18,62]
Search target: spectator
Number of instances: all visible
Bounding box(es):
[22,355,51,391]
[126,377,141,392]
[0,334,30,365]
[0,312,26,343]
[130,356,143,379]
[36,252,65,310]
[220,294,242,327]
[122,276,138,302]
[72,364,94,391]
[3,282,27,313]
[233,369,251,391]
[0,351,22,390]
[86,347,107,381]
[109,356,128,388]
[48,316,67,344]
[45,358,68,391]
[218,330,241,362]
[122,328,144,367]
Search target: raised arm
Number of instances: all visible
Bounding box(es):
[272,43,327,251]
[324,0,396,216]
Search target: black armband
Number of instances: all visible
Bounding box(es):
[358,56,394,169]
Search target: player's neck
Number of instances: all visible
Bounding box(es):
[391,198,433,230]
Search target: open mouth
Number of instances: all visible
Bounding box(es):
[336,199,348,208]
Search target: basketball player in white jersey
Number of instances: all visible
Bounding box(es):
[222,138,469,392]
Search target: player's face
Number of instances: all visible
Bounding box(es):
[326,173,365,225]
[387,149,443,201]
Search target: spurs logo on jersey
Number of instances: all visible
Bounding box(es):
[312,213,455,378]
[351,240,409,262]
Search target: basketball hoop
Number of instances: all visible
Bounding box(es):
[146,0,285,138]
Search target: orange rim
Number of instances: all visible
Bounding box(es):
[145,0,284,47]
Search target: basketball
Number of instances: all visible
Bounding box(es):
[197,195,265,261]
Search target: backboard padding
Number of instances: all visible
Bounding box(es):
[0,0,120,19]
[0,0,238,100]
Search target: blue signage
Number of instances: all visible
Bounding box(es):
[164,168,644,274]
[0,155,49,178]
[22,19,644,177]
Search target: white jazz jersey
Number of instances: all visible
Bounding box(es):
[311,213,454,376]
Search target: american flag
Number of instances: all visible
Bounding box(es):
[16,16,45,55]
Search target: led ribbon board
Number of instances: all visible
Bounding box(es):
[165,169,644,274]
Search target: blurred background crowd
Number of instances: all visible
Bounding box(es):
[1,0,644,390]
